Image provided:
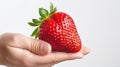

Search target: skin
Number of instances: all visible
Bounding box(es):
[0,33,90,67]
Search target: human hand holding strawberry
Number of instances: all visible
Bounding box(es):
[0,33,90,67]
[28,3,82,53]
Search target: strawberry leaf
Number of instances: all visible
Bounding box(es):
[32,19,40,23]
[50,3,57,15]
[50,3,54,13]
[31,27,39,38]
[50,7,57,15]
[35,32,39,39]
[39,17,44,20]
[39,8,49,18]
[28,22,38,26]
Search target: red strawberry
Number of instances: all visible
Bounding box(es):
[28,3,82,52]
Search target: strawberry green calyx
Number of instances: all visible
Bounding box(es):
[28,3,57,39]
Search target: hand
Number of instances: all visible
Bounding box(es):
[0,33,90,67]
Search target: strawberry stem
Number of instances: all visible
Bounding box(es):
[28,3,57,39]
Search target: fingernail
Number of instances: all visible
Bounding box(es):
[40,42,51,55]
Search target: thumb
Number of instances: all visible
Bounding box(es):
[22,37,52,55]
[30,39,52,55]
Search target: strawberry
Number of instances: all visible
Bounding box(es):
[28,3,82,52]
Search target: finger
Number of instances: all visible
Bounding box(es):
[24,38,52,55]
[31,51,83,64]
[80,46,90,55]
[12,34,52,55]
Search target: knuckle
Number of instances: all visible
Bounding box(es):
[11,33,23,41]
[31,40,40,54]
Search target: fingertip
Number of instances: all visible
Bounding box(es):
[71,53,84,59]
[29,39,52,56]
[85,47,91,54]
[40,40,52,55]
[81,46,91,55]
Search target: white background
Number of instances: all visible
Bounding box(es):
[0,0,120,67]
